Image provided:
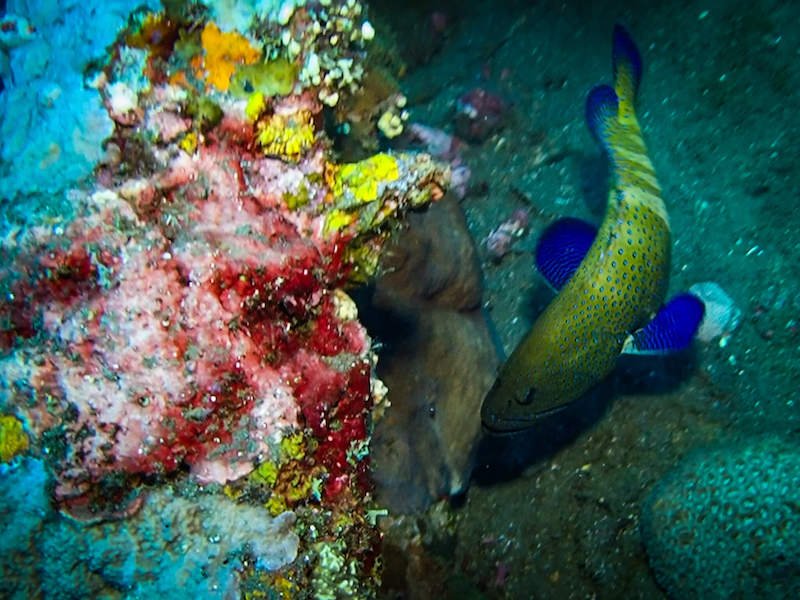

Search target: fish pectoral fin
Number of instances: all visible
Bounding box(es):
[624,293,706,354]
[535,217,598,290]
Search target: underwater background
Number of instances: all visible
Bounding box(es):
[1,0,798,598]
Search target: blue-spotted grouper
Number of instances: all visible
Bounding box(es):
[481,26,704,433]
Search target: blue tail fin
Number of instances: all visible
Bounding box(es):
[612,24,642,101]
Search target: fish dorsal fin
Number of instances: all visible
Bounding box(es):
[586,84,619,152]
[535,217,598,290]
[623,293,705,354]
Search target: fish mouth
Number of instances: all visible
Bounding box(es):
[481,402,570,435]
[480,410,536,435]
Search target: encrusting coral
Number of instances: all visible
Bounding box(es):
[0,2,449,597]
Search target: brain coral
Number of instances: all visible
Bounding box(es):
[641,435,800,599]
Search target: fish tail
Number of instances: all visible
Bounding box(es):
[586,26,659,198]
[612,24,642,124]
[586,24,642,147]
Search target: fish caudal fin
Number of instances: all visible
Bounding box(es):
[612,24,642,124]
[586,26,663,210]
[586,24,642,149]
[624,293,705,354]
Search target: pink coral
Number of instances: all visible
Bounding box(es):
[0,72,444,508]
[0,186,331,500]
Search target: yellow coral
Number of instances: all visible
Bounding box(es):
[272,574,295,597]
[245,92,267,122]
[179,131,199,154]
[251,461,279,487]
[323,153,401,235]
[266,494,288,516]
[282,469,313,504]
[199,22,261,91]
[222,483,244,501]
[256,111,315,162]
[0,415,28,463]
[244,572,295,600]
[280,432,306,461]
[321,152,449,278]
[330,153,400,204]
[324,209,356,232]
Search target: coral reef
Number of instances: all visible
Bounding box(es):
[0,458,51,599]
[0,459,301,598]
[59,490,300,597]
[0,1,450,597]
[641,435,800,599]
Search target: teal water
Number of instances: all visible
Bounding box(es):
[1,0,798,598]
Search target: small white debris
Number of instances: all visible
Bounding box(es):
[360,21,375,41]
[277,2,296,26]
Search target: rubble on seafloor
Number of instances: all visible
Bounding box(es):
[0,1,451,597]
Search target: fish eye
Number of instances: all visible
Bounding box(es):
[427,403,436,418]
[517,387,537,405]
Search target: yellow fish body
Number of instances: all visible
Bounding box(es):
[481,26,703,433]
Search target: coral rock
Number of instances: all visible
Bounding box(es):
[641,435,800,599]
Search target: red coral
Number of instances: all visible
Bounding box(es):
[0,52,402,515]
[287,352,371,500]
[0,147,373,506]
[0,228,121,348]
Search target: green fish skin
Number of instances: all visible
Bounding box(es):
[481,26,670,433]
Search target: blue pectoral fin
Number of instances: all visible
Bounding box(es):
[535,217,597,290]
[625,293,706,354]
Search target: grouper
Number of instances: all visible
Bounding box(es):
[481,26,705,433]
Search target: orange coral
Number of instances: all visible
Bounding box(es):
[198,22,261,91]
